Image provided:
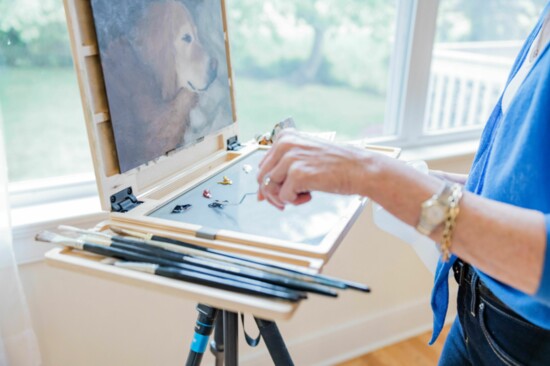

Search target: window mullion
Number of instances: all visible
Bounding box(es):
[397,0,440,142]
[383,0,416,137]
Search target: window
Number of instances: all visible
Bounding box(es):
[0,1,94,183]
[424,0,548,133]
[0,0,548,200]
[227,1,399,141]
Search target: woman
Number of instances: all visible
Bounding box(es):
[257,3,550,365]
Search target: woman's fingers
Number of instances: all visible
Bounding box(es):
[257,133,304,186]
[264,152,300,188]
[258,181,309,208]
[257,141,288,184]
[294,192,312,205]
[260,154,304,206]
[278,163,314,204]
[256,130,333,208]
[258,129,294,168]
[262,181,286,209]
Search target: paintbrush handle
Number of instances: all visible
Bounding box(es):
[109,240,308,297]
[110,240,336,298]
[104,242,308,296]
[148,235,339,281]
[78,243,300,302]
[184,256,336,297]
[101,227,368,292]
[150,235,357,290]
[154,266,300,302]
[112,233,340,291]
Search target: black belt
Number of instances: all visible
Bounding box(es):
[452,260,510,310]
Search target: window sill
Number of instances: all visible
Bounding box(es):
[11,196,107,265]
[10,138,479,265]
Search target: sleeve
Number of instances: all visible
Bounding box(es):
[534,214,550,302]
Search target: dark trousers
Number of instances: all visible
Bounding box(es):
[439,262,550,366]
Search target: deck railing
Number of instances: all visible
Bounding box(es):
[424,41,522,132]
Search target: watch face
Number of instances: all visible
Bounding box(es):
[426,205,446,224]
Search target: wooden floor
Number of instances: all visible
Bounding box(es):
[337,325,451,366]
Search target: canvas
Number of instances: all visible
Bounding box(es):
[91,0,234,173]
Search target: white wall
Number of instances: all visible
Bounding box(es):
[15,153,473,366]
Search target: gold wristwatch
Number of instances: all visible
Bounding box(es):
[416,183,453,236]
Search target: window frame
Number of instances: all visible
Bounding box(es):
[8,0,486,212]
[8,173,98,209]
[376,0,484,150]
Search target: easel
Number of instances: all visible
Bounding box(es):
[53,1,393,364]
[186,304,294,366]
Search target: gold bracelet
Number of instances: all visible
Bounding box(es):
[440,184,463,262]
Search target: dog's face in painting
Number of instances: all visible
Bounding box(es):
[133,0,218,100]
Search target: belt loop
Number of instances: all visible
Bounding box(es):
[459,262,466,286]
[453,260,465,285]
[470,271,479,317]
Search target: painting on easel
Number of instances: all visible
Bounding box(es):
[90,0,234,173]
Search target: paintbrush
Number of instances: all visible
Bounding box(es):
[112,261,303,303]
[36,231,302,302]
[107,225,370,293]
[41,230,309,298]
[60,226,343,294]
[62,225,370,293]
[85,235,328,297]
[58,226,336,297]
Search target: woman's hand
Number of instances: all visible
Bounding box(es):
[256,130,374,209]
[255,130,546,295]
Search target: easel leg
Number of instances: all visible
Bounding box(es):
[223,311,239,366]
[185,304,218,366]
[186,308,292,366]
[210,314,225,366]
[254,318,294,366]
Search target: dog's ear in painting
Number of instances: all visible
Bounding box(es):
[133,0,218,101]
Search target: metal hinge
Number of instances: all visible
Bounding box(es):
[227,136,241,151]
[110,187,143,213]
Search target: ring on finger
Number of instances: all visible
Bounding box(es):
[263,175,272,187]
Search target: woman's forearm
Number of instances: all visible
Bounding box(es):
[361,154,546,295]
[429,170,468,185]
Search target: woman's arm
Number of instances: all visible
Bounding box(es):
[429,170,468,185]
[366,154,545,295]
[257,131,546,295]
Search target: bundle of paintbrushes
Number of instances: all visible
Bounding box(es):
[36,226,370,303]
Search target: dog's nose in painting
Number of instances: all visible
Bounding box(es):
[197,58,218,92]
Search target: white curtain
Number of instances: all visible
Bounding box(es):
[0,107,41,365]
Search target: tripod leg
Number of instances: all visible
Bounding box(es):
[223,311,239,366]
[185,304,219,366]
[210,314,224,366]
[254,318,294,366]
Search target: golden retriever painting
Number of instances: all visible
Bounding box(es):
[91,0,233,172]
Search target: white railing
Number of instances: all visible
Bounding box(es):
[424,41,522,132]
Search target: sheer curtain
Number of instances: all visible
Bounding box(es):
[0,107,41,365]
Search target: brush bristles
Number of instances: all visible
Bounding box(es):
[35,231,82,249]
[58,225,110,239]
[35,231,57,243]
[109,226,151,240]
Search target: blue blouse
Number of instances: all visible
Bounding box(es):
[430,2,550,343]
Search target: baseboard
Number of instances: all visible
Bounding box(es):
[241,297,457,366]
